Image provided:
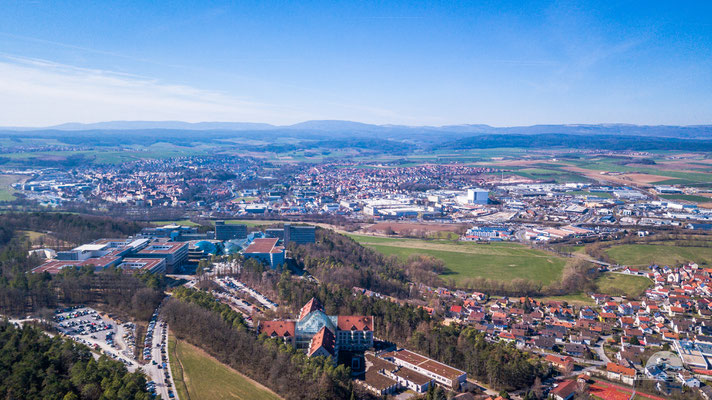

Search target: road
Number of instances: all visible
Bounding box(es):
[142,319,178,400]
[591,336,612,364]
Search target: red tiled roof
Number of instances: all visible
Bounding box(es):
[259,320,296,337]
[299,297,323,320]
[606,362,636,377]
[337,316,373,331]
[308,326,335,357]
[546,355,573,365]
[551,380,577,398]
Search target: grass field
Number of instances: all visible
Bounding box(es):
[536,293,595,306]
[19,230,48,241]
[659,194,712,203]
[0,174,25,202]
[222,219,280,227]
[169,336,281,400]
[605,244,712,266]
[349,234,566,285]
[595,273,652,298]
[168,335,190,400]
[150,219,200,226]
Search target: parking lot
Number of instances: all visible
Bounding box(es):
[217,276,279,311]
[54,306,138,372]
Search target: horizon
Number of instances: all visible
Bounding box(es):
[4,119,712,131]
[1,1,711,126]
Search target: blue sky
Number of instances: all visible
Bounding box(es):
[0,1,711,126]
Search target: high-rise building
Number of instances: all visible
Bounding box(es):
[284,224,316,246]
[214,221,247,240]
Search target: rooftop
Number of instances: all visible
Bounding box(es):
[243,238,281,254]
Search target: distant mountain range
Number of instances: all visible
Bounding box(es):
[2,120,712,139]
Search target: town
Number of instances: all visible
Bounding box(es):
[1,1,712,398]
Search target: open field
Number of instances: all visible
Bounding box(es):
[0,143,211,165]
[170,337,281,400]
[150,219,200,226]
[595,273,652,298]
[605,244,712,266]
[168,335,190,400]
[363,222,466,240]
[0,174,26,201]
[221,219,282,227]
[349,234,566,285]
[659,194,712,203]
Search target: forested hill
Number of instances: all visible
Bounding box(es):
[0,213,145,247]
[435,133,712,152]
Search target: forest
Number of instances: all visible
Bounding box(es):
[0,321,151,400]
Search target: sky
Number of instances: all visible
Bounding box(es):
[0,1,711,127]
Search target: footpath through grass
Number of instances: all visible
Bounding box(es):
[169,336,281,400]
[605,244,712,267]
[348,234,566,285]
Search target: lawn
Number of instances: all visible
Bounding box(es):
[170,336,281,400]
[605,244,712,266]
[0,174,26,202]
[349,235,566,285]
[595,273,652,298]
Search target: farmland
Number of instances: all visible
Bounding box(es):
[0,174,26,201]
[605,244,712,267]
[349,234,567,285]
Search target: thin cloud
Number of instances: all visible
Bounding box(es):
[0,55,310,126]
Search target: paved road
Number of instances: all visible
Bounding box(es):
[142,320,178,400]
[592,336,612,364]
